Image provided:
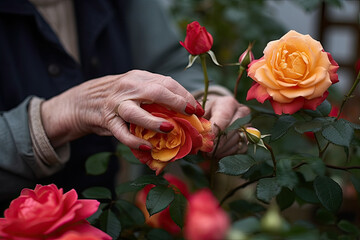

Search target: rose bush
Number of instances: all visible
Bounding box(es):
[246,30,339,115]
[130,103,214,175]
[180,21,213,55]
[0,184,110,240]
[135,174,190,235]
[184,189,230,240]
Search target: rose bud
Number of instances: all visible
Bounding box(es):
[238,43,255,68]
[245,127,261,144]
[180,21,213,56]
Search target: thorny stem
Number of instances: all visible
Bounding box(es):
[264,143,276,175]
[337,70,360,120]
[210,130,223,190]
[200,54,209,109]
[233,66,246,99]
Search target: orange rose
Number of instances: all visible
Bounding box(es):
[246,30,339,115]
[130,103,214,175]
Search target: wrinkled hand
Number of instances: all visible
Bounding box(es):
[41,70,202,149]
[203,95,250,159]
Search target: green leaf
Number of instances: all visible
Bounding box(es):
[276,159,298,189]
[85,152,112,175]
[314,176,343,212]
[315,208,336,225]
[116,144,141,164]
[146,185,175,216]
[87,203,106,224]
[82,187,112,200]
[114,199,145,228]
[169,193,187,228]
[232,216,261,234]
[276,188,295,210]
[303,99,331,117]
[229,199,266,215]
[270,115,296,141]
[99,209,121,239]
[224,115,252,133]
[218,154,256,176]
[338,220,360,235]
[294,184,319,204]
[179,160,209,188]
[321,119,354,147]
[294,118,325,134]
[115,181,143,196]
[147,229,174,240]
[131,175,168,188]
[256,178,281,203]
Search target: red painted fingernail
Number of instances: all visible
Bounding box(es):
[195,101,205,117]
[139,145,152,151]
[160,122,174,132]
[185,103,196,115]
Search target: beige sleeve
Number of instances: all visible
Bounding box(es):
[28,97,70,177]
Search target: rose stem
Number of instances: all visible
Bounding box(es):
[264,143,276,175]
[200,54,209,109]
[210,132,222,190]
[233,66,245,99]
[337,70,360,119]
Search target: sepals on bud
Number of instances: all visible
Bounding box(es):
[238,42,255,69]
[245,127,261,144]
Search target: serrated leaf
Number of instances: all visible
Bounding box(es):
[314,176,343,212]
[131,175,168,188]
[169,193,187,228]
[303,99,331,117]
[114,199,145,227]
[116,144,141,164]
[276,159,298,189]
[115,181,143,196]
[338,220,360,235]
[294,185,319,204]
[321,119,354,147]
[146,185,175,216]
[256,178,281,203]
[85,152,112,175]
[276,188,295,210]
[218,154,256,176]
[294,118,325,134]
[82,187,112,200]
[270,115,296,141]
[224,115,252,133]
[99,210,121,239]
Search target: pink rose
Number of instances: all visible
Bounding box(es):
[246,30,339,115]
[135,174,190,235]
[56,231,101,240]
[130,103,214,175]
[0,184,111,240]
[184,189,230,240]
[180,21,213,55]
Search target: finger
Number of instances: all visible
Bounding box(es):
[214,131,239,157]
[106,115,151,150]
[140,84,198,116]
[117,100,174,133]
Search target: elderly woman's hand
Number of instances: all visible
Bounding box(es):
[41,70,203,150]
[203,95,250,159]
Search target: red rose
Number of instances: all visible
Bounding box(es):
[246,30,339,115]
[184,189,230,240]
[56,231,101,240]
[0,184,110,240]
[180,21,213,55]
[130,103,214,175]
[135,174,190,235]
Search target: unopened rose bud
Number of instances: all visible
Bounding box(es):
[245,127,261,144]
[238,43,254,68]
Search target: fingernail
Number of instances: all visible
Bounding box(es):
[185,103,196,115]
[195,101,205,117]
[160,122,174,132]
[139,144,152,151]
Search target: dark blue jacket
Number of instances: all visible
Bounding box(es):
[0,0,203,205]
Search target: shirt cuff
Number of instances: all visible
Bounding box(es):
[28,97,70,171]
